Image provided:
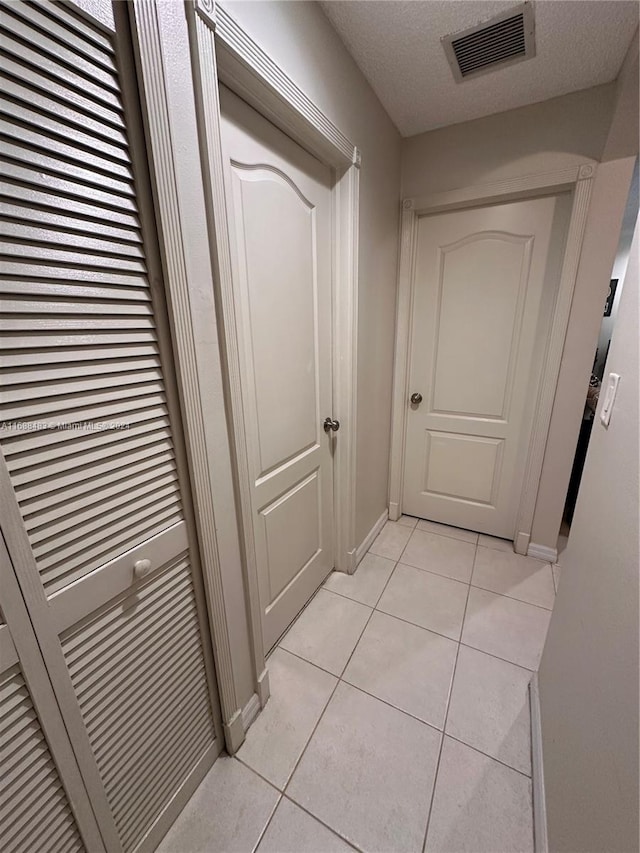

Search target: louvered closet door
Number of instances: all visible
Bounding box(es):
[0,2,221,851]
[0,532,104,853]
[1,658,84,853]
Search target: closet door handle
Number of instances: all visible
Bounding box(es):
[410,392,423,405]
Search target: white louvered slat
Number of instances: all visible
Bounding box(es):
[6,418,169,474]
[3,158,136,215]
[0,261,146,285]
[23,463,178,536]
[26,472,178,544]
[1,78,125,145]
[1,160,136,211]
[89,642,203,754]
[1,117,132,182]
[1,206,141,246]
[71,591,195,708]
[1,138,134,197]
[18,0,115,53]
[0,666,84,853]
[61,556,216,852]
[1,35,120,110]
[1,55,126,129]
[0,99,128,166]
[2,365,161,406]
[0,182,139,229]
[0,222,143,258]
[3,403,167,460]
[3,356,160,391]
[17,447,175,514]
[0,6,118,83]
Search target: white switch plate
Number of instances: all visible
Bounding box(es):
[600,372,620,427]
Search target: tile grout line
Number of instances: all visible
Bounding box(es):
[395,558,474,588]
[250,790,282,853]
[278,580,379,791]
[465,580,555,612]
[279,795,362,852]
[236,756,362,853]
[274,556,403,852]
[443,732,534,780]
[420,538,478,853]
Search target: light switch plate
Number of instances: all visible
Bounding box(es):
[600,372,620,427]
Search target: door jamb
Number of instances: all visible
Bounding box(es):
[388,164,596,554]
[183,1,360,645]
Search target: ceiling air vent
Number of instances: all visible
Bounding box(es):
[442,2,536,83]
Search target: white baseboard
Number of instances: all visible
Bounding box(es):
[529,673,549,853]
[355,509,388,566]
[528,543,558,563]
[241,692,261,733]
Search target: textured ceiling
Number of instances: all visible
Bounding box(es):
[319,1,639,136]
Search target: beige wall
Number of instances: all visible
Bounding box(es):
[530,156,636,547]
[532,33,639,548]
[538,31,639,850]
[222,1,403,548]
[538,213,639,852]
[400,82,635,550]
[402,84,615,197]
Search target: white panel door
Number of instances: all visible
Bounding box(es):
[220,87,334,651]
[0,2,221,851]
[402,195,566,538]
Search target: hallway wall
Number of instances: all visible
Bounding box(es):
[222,1,402,549]
[531,31,639,548]
[537,213,639,852]
[537,31,639,851]
[401,83,615,197]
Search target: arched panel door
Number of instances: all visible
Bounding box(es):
[402,195,570,538]
[220,86,335,650]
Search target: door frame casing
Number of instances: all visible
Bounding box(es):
[184,3,360,644]
[389,164,596,555]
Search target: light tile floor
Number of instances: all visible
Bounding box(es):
[159,518,556,853]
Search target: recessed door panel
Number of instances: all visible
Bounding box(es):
[231,167,319,477]
[424,431,503,505]
[433,235,531,418]
[261,471,321,606]
[221,87,334,650]
[403,194,570,537]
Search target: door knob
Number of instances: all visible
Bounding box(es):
[323,417,340,433]
[410,393,423,405]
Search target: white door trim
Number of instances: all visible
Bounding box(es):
[128,0,246,755]
[184,1,359,645]
[389,164,596,554]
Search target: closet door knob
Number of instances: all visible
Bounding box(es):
[410,392,423,405]
[323,417,340,433]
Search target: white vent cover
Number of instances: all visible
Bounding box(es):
[442,2,536,83]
